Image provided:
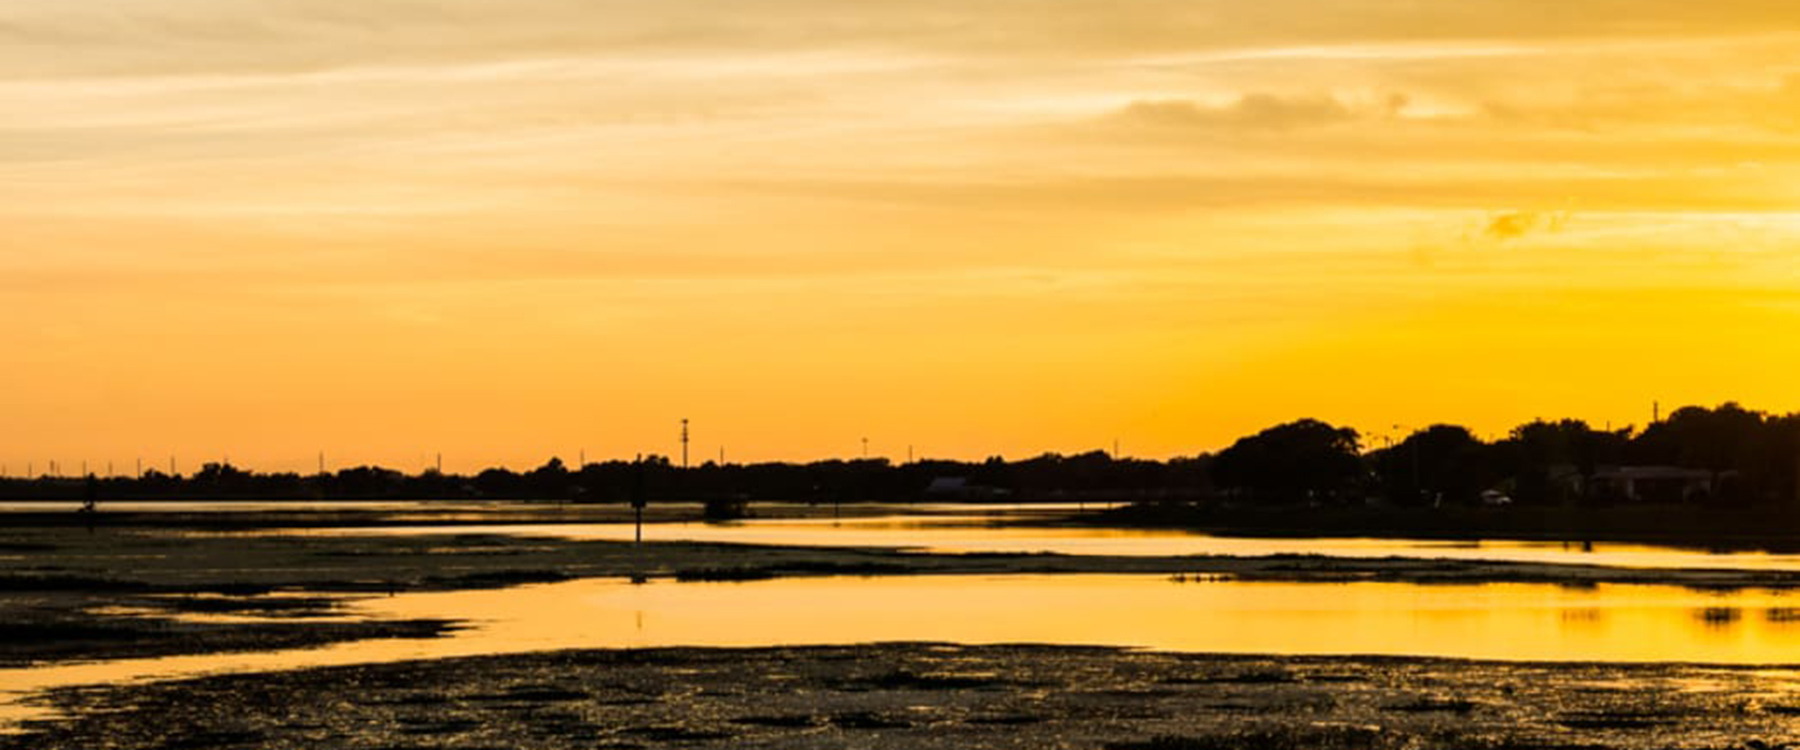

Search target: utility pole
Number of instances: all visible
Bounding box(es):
[681,419,689,470]
[436,453,443,474]
[1653,401,1661,423]
[861,437,869,459]
[632,453,646,545]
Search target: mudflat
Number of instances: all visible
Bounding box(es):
[8,643,1800,749]
[8,507,1800,749]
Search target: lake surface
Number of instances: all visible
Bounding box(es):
[10,574,1800,728]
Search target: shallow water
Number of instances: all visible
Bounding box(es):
[255,513,1800,571]
[10,574,1800,728]
[26,499,1800,571]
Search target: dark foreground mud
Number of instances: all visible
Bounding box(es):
[8,644,1800,750]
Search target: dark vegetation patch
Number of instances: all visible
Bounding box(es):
[616,726,734,742]
[829,712,913,730]
[1161,669,1298,685]
[0,575,149,592]
[378,693,450,707]
[674,560,911,582]
[420,570,572,588]
[1303,672,1370,683]
[729,714,820,728]
[1386,697,1478,713]
[838,668,1008,691]
[1554,711,1677,730]
[154,730,269,749]
[147,595,338,616]
[967,714,1045,725]
[470,686,589,703]
[396,717,481,735]
[1107,726,1392,750]
[0,622,157,643]
[0,617,456,669]
[0,542,55,553]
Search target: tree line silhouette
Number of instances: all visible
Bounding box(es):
[3,403,1797,508]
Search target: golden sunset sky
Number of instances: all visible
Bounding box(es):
[6,1,1800,472]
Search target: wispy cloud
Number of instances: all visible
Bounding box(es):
[1484,210,1572,241]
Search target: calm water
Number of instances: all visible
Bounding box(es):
[256,514,1800,572]
[9,574,1800,728]
[21,499,1800,572]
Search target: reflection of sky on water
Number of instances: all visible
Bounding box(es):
[13,575,1800,727]
[238,513,1800,573]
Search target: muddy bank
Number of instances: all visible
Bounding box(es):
[8,644,1800,749]
[0,602,453,669]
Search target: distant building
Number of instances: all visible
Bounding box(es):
[1589,466,1720,503]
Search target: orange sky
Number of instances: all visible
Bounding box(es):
[6,2,1800,473]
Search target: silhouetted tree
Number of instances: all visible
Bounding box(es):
[1372,425,1493,506]
[1212,419,1365,504]
[1493,419,1627,505]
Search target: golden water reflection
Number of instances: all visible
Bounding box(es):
[13,575,1800,730]
[255,515,1800,572]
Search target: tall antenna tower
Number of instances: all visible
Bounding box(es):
[681,419,690,470]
